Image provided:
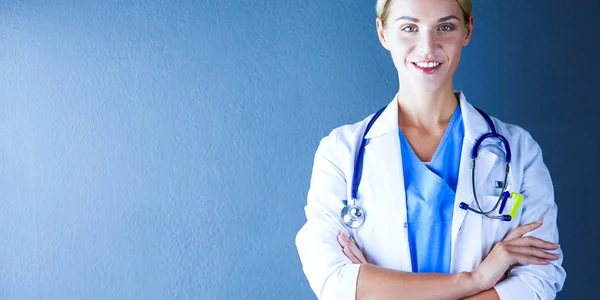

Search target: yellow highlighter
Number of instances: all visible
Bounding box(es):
[509,192,524,220]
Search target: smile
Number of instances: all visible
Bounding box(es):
[412,61,443,75]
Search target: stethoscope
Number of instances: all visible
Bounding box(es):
[341,105,514,229]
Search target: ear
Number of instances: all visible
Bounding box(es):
[463,15,474,46]
[376,18,390,50]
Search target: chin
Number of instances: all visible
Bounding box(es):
[403,80,447,94]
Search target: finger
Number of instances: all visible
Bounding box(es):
[339,234,366,264]
[342,246,358,262]
[504,220,543,241]
[509,236,560,250]
[343,247,361,264]
[506,245,560,261]
[341,231,353,244]
[347,242,367,264]
[338,232,354,248]
[512,253,552,266]
[337,233,350,248]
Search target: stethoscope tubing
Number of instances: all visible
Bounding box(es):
[342,104,514,229]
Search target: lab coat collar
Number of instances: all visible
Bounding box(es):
[364,91,490,141]
[457,91,492,142]
[363,95,399,139]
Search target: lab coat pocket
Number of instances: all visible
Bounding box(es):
[481,196,518,251]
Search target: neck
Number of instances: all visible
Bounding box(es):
[396,86,459,129]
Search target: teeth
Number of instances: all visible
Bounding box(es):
[416,62,440,68]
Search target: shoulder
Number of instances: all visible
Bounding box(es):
[487,115,546,172]
[489,115,538,148]
[318,112,376,151]
[309,113,377,177]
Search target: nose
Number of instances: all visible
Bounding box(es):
[416,31,437,56]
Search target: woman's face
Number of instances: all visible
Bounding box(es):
[377,0,473,93]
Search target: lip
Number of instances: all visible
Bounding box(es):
[411,61,443,75]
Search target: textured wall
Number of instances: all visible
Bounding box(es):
[0,1,596,299]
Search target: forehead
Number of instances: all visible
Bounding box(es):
[387,0,463,21]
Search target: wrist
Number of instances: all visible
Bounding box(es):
[461,271,486,295]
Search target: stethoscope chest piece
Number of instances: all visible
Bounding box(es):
[341,204,365,229]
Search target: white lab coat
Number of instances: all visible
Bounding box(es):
[296,92,566,300]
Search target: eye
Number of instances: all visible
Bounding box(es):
[438,24,454,32]
[401,25,418,33]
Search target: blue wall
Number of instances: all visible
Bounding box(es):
[0,1,596,299]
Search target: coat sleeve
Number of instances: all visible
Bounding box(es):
[296,130,361,300]
[493,132,567,300]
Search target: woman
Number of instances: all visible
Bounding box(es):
[295,0,566,299]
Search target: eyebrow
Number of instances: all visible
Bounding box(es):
[438,15,460,22]
[394,15,461,23]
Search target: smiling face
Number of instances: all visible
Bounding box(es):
[377,0,473,93]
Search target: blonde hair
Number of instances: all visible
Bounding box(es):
[376,0,472,26]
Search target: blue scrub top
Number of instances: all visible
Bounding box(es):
[398,106,464,273]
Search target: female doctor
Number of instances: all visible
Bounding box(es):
[295,0,566,299]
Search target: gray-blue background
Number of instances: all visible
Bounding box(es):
[0,1,596,299]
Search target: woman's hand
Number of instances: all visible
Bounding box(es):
[472,220,560,291]
[337,221,559,293]
[337,231,368,264]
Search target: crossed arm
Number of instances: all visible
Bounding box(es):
[296,131,565,299]
[336,222,559,300]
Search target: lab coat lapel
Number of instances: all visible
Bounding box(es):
[363,93,497,272]
[451,93,497,258]
[362,96,412,272]
[364,98,399,140]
